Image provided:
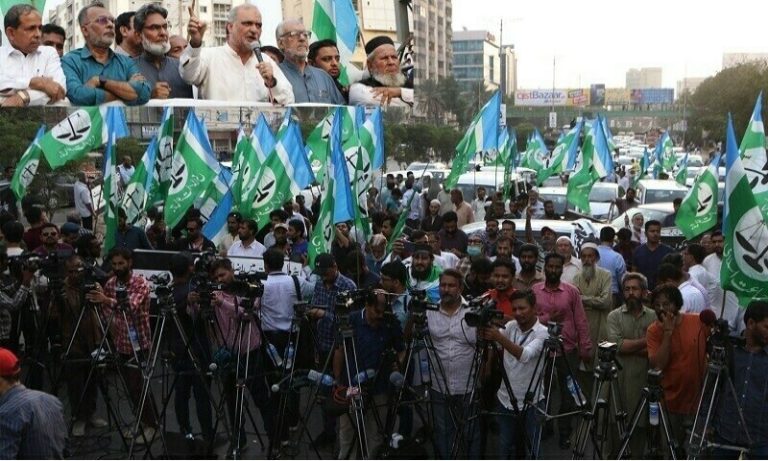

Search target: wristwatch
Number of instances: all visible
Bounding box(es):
[98,75,107,89]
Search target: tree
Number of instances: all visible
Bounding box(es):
[417,79,445,123]
[687,62,768,145]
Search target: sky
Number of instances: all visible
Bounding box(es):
[452,0,767,89]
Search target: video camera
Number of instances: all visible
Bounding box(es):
[11,250,72,280]
[647,368,663,386]
[464,295,504,328]
[408,289,439,315]
[79,261,102,293]
[224,279,264,300]
[149,272,174,305]
[597,341,618,363]
[547,321,563,337]
[336,289,370,325]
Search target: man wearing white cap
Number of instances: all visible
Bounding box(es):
[556,236,582,284]
[349,35,412,107]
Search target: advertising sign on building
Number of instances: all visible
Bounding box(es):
[630,88,674,104]
[590,84,606,106]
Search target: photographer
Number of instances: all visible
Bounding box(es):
[168,253,213,445]
[711,300,768,458]
[53,255,106,437]
[486,258,526,322]
[260,248,312,447]
[480,289,548,459]
[646,283,706,451]
[85,247,158,441]
[422,269,480,458]
[334,289,405,459]
[306,253,357,448]
[188,258,269,455]
[0,245,34,351]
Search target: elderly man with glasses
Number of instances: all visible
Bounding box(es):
[275,19,343,104]
[61,1,150,105]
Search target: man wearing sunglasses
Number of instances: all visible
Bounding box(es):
[275,19,343,104]
[61,1,150,105]
[180,3,294,104]
[0,4,67,106]
[132,3,193,99]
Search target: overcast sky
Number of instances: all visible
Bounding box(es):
[452,0,767,89]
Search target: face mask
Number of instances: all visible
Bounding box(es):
[467,245,482,256]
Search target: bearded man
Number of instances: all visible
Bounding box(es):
[349,35,412,107]
[133,3,193,99]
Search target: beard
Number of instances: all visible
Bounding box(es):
[521,262,536,273]
[411,266,430,280]
[582,264,596,282]
[143,36,171,56]
[625,296,643,311]
[372,71,406,88]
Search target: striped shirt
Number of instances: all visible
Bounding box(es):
[0,384,66,459]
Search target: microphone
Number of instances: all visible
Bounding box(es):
[250,40,263,63]
[699,309,717,327]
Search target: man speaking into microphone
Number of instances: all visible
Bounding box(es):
[179,2,294,103]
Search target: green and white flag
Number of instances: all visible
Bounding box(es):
[11,125,45,200]
[675,155,719,240]
[101,108,123,255]
[230,126,248,211]
[739,91,768,218]
[538,122,582,186]
[311,0,359,85]
[305,110,334,183]
[444,91,501,189]
[121,137,156,225]
[240,113,275,215]
[566,120,609,214]
[40,107,106,169]
[164,110,220,229]
[147,107,175,207]
[721,114,768,305]
[308,175,334,268]
[674,152,688,185]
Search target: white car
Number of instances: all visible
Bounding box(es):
[635,179,689,205]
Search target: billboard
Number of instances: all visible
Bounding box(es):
[590,84,606,106]
[630,88,674,105]
[515,89,590,107]
[605,88,631,105]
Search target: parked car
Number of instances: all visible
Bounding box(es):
[635,179,689,205]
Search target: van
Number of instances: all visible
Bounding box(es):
[635,179,689,205]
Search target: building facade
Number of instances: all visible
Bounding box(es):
[452,29,515,96]
[412,0,452,85]
[625,67,662,89]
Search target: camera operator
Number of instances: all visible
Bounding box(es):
[306,252,357,448]
[606,272,656,457]
[85,247,158,441]
[0,245,34,351]
[646,283,706,452]
[480,289,548,458]
[53,255,106,437]
[260,248,312,447]
[380,261,409,328]
[168,253,213,445]
[421,269,480,458]
[711,300,768,458]
[188,258,269,454]
[486,258,526,322]
[334,289,405,459]
[532,252,592,450]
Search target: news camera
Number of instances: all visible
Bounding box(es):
[408,289,439,314]
[464,295,503,328]
[225,279,264,299]
[149,272,174,305]
[547,321,563,337]
[336,288,370,324]
[597,341,618,364]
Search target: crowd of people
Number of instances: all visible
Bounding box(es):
[0,2,413,107]
[0,168,766,460]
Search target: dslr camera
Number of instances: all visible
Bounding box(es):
[464,295,503,328]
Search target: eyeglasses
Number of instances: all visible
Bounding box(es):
[281,30,311,39]
[88,15,115,26]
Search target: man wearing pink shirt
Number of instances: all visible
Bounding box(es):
[532,252,592,450]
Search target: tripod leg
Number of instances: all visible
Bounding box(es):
[616,391,648,460]
[658,403,678,460]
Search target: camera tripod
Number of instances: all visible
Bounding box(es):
[379,308,454,459]
[525,322,586,457]
[22,274,65,390]
[452,335,528,459]
[572,344,628,460]
[687,342,751,459]
[129,282,224,458]
[617,369,677,460]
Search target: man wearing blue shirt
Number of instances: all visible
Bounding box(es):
[276,19,344,104]
[597,226,627,308]
[61,1,150,105]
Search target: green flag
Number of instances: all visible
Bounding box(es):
[230,126,248,211]
[538,123,581,186]
[101,109,123,255]
[305,110,334,183]
[147,107,175,207]
[0,0,46,16]
[40,107,106,169]
[121,137,156,225]
[739,91,768,218]
[164,110,220,228]
[674,153,688,185]
[11,125,45,200]
[675,156,719,240]
[566,125,598,213]
[721,114,768,305]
